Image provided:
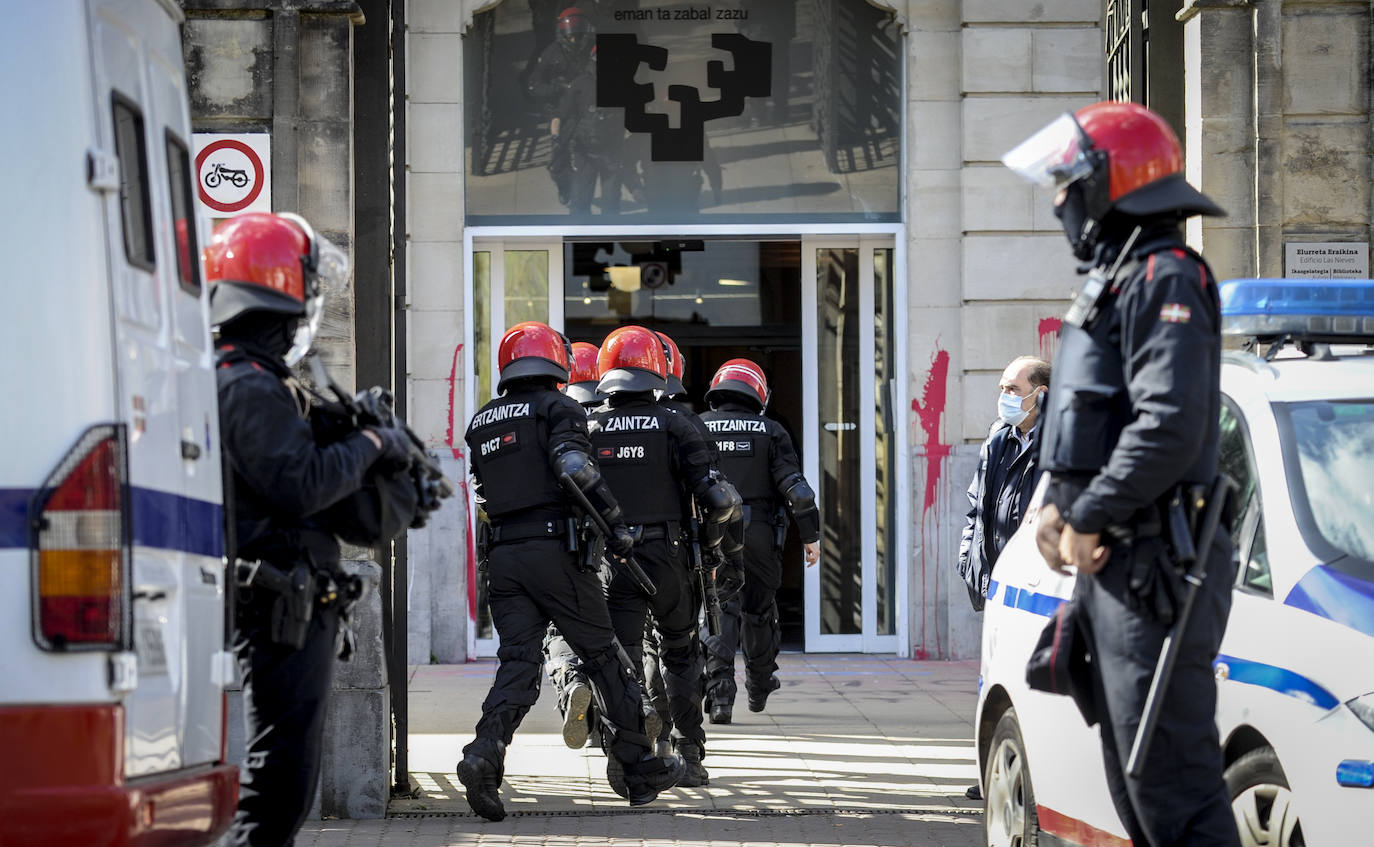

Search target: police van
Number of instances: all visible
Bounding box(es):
[975,279,1374,846]
[0,2,237,843]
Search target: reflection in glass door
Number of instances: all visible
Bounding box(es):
[468,242,562,652]
[803,238,900,652]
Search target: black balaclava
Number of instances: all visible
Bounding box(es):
[1054,181,1098,262]
[218,310,299,360]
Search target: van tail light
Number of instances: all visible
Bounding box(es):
[31,424,130,650]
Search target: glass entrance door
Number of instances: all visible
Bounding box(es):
[467,233,904,656]
[802,238,900,652]
[469,240,563,655]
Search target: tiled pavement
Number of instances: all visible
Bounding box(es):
[295,654,986,846]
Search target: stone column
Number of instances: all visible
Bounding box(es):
[1179,0,1256,278]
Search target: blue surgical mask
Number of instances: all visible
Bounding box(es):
[998,392,1030,427]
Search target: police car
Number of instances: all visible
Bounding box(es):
[0,1,236,843]
[975,279,1374,846]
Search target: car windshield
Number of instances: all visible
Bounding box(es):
[1279,399,1374,569]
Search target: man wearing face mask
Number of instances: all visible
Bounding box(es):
[957,355,1051,617]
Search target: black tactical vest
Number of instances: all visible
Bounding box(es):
[590,404,679,524]
[1041,244,1218,479]
[701,410,774,502]
[466,391,565,518]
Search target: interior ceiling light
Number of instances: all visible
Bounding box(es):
[608,265,641,292]
[718,278,750,286]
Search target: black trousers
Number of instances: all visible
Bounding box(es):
[1077,531,1241,847]
[466,538,649,767]
[606,535,705,754]
[231,590,338,847]
[703,522,781,705]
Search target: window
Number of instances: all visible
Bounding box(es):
[1219,401,1271,594]
[112,95,155,270]
[165,133,200,293]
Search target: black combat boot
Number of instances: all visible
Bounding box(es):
[747,675,781,713]
[708,698,732,725]
[456,744,506,822]
[562,681,593,749]
[606,752,686,806]
[674,738,709,787]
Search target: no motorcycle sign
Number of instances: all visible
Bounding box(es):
[192,133,271,216]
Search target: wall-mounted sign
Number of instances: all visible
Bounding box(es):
[464,0,900,224]
[1284,242,1369,279]
[192,133,271,216]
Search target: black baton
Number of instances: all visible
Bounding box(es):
[1126,474,1235,779]
[558,474,657,596]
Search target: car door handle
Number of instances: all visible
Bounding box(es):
[181,439,202,461]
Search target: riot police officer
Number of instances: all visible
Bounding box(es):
[589,326,741,788]
[460,322,682,819]
[541,339,610,749]
[699,359,820,724]
[526,7,598,208]
[637,331,724,754]
[1004,102,1240,846]
[207,212,415,847]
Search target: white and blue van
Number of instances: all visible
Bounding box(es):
[0,2,236,843]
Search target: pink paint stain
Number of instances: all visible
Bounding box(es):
[910,348,951,660]
[1038,317,1063,362]
[911,349,952,514]
[442,342,479,633]
[445,343,465,459]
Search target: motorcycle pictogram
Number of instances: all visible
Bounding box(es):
[204,162,249,189]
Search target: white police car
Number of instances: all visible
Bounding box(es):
[975,279,1374,846]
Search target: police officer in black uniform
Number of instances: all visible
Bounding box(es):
[207,212,415,847]
[699,359,820,724]
[1005,102,1240,846]
[460,322,682,820]
[526,7,597,208]
[589,325,741,788]
[637,332,729,754]
[539,339,629,750]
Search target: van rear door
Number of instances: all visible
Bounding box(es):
[88,0,226,778]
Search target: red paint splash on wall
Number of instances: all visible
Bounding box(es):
[1038,317,1063,362]
[441,342,479,636]
[911,348,952,660]
[445,343,465,459]
[911,348,952,514]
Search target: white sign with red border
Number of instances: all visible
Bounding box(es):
[192,133,271,216]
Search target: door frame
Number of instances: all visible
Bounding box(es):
[462,225,908,656]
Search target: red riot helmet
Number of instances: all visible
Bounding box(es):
[563,341,604,405]
[204,211,348,365]
[556,7,593,53]
[655,331,687,398]
[597,325,667,394]
[705,358,769,412]
[1002,101,1223,260]
[497,321,571,392]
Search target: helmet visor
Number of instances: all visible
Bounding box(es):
[285,234,349,366]
[1002,113,1095,188]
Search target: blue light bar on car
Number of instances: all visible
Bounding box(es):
[1219,278,1374,339]
[1336,759,1374,788]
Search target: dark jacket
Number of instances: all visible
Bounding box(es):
[958,419,1041,610]
[217,341,381,568]
[1040,224,1221,534]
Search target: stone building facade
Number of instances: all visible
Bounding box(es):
[182,0,1371,748]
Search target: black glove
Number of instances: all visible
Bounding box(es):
[370,426,412,470]
[608,523,635,558]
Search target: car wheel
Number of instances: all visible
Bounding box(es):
[984,707,1038,847]
[1225,747,1305,847]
